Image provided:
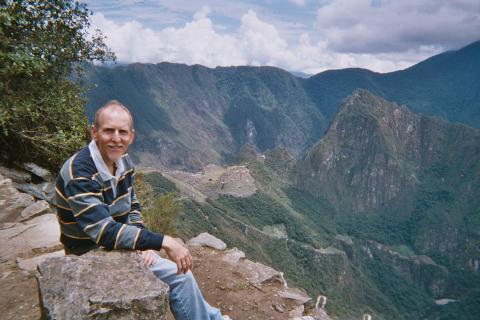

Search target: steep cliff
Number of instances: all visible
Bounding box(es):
[295,90,480,272]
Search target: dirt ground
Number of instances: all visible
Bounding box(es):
[0,245,303,320]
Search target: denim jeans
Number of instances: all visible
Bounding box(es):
[149,252,223,320]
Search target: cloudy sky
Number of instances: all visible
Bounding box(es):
[86,0,480,74]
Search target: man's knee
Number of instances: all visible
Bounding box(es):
[177,270,195,287]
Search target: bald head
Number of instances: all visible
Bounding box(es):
[93,100,133,130]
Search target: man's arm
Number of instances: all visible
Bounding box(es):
[127,187,144,228]
[65,176,163,251]
[127,179,192,273]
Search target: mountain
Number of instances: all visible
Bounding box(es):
[83,41,480,170]
[142,90,480,319]
[295,89,480,270]
[293,90,480,318]
[84,63,327,170]
[304,41,480,126]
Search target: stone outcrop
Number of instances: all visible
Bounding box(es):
[0,213,60,262]
[36,250,170,320]
[0,165,55,204]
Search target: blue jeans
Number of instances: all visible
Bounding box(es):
[149,253,223,320]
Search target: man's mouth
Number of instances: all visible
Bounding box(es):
[108,146,123,150]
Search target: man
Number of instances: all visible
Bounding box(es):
[56,100,228,320]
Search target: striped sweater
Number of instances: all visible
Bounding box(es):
[55,145,163,250]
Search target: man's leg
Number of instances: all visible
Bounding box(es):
[149,253,223,320]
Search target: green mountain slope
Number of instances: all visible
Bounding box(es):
[84,63,326,170]
[144,91,480,319]
[293,90,480,319]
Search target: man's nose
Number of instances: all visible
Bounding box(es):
[112,131,121,142]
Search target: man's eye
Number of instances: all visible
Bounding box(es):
[104,129,114,134]
[120,131,128,135]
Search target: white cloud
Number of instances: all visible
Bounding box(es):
[289,0,306,6]
[315,0,480,53]
[90,7,457,74]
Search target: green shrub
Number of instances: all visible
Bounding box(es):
[0,0,114,170]
[144,192,181,236]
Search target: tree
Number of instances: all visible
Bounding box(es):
[0,0,115,170]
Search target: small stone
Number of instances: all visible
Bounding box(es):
[187,232,227,250]
[222,247,246,264]
[273,303,284,313]
[278,288,312,305]
[19,200,50,221]
[289,305,304,317]
[17,250,65,271]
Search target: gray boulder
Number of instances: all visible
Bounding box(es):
[15,181,56,204]
[36,250,170,319]
[22,162,53,181]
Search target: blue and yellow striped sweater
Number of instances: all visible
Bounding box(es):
[55,146,163,250]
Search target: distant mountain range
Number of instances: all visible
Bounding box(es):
[82,41,480,319]
[84,41,480,170]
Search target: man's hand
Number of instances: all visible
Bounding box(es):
[140,249,158,266]
[162,235,193,274]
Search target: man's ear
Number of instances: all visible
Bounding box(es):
[91,125,98,141]
[129,128,135,145]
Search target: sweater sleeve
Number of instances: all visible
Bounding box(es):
[64,176,163,250]
[127,187,145,228]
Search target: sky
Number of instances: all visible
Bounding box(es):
[86,0,480,74]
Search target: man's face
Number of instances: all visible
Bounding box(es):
[91,106,135,166]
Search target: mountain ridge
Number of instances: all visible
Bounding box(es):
[84,40,480,171]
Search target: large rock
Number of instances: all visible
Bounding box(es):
[36,250,170,319]
[187,232,227,250]
[0,213,60,262]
